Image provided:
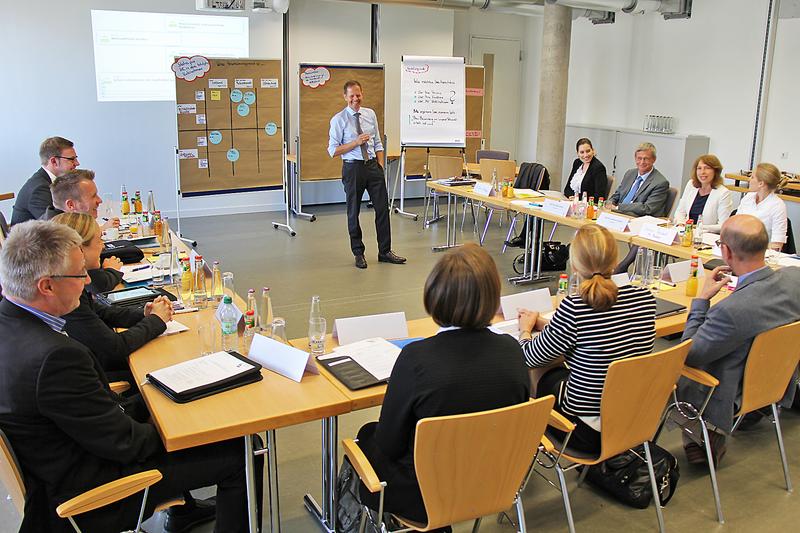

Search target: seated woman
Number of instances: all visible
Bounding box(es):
[564,137,609,201]
[673,154,733,233]
[52,213,173,376]
[355,243,530,530]
[517,224,656,454]
[736,162,788,251]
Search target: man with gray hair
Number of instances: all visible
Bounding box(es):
[0,220,258,532]
[11,136,79,225]
[678,214,800,466]
[608,142,670,217]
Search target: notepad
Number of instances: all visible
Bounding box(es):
[159,320,190,337]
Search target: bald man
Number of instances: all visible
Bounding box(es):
[678,214,800,466]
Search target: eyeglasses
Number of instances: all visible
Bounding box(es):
[715,239,724,248]
[49,270,88,280]
[56,155,78,162]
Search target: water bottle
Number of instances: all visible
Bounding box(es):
[146,190,156,214]
[192,255,208,309]
[308,295,322,351]
[219,296,238,351]
[210,261,223,306]
[491,168,498,194]
[557,273,568,296]
[260,288,273,334]
[243,309,256,355]
[247,289,258,327]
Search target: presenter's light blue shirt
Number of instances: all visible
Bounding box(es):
[328,106,384,160]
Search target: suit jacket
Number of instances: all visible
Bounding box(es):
[88,267,124,294]
[672,183,733,233]
[0,299,160,531]
[64,290,166,373]
[678,266,800,431]
[11,168,54,225]
[40,205,64,220]
[563,157,608,200]
[608,167,670,217]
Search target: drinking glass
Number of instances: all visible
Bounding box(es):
[568,270,581,297]
[197,323,217,355]
[650,265,663,296]
[152,253,169,285]
[630,248,646,286]
[271,318,288,344]
[223,272,236,300]
[308,317,327,356]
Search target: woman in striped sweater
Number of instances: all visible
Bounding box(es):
[517,224,656,453]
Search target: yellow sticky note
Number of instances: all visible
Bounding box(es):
[210,90,221,101]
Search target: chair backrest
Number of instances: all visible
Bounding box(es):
[783,218,796,255]
[605,175,615,198]
[0,428,25,515]
[665,187,679,217]
[479,158,516,182]
[414,396,554,529]
[738,321,800,416]
[476,150,510,163]
[428,155,464,180]
[0,211,9,247]
[599,340,691,461]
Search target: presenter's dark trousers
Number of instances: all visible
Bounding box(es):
[342,159,391,257]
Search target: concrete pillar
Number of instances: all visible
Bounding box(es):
[536,3,572,189]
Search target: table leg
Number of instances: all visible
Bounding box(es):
[432,192,460,252]
[244,435,259,533]
[267,430,281,533]
[508,215,552,285]
[303,416,339,533]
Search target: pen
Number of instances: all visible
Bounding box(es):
[661,280,676,287]
[131,265,150,272]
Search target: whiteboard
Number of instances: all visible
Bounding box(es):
[400,56,466,148]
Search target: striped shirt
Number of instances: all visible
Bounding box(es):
[521,285,656,417]
[6,297,67,333]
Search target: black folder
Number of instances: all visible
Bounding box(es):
[147,351,263,403]
[654,297,687,319]
[316,355,385,391]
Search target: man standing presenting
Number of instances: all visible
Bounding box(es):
[328,80,405,269]
[11,136,79,224]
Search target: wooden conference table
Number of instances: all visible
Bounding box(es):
[724,173,800,204]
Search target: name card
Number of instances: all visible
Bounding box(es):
[596,212,629,232]
[261,78,279,89]
[333,312,408,347]
[248,334,318,383]
[209,78,228,89]
[662,259,705,283]
[178,149,198,159]
[500,288,553,320]
[611,273,630,287]
[638,224,678,246]
[540,198,571,218]
[177,104,196,114]
[234,78,253,88]
[472,181,494,197]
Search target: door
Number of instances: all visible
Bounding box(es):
[469,36,522,159]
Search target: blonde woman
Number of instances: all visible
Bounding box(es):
[517,224,656,453]
[736,162,788,250]
[673,154,733,233]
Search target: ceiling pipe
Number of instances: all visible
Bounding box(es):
[546,0,691,19]
[335,0,546,17]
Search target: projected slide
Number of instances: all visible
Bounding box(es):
[91,10,249,102]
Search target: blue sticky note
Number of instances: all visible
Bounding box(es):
[209,130,223,144]
[227,148,240,162]
[243,91,256,105]
[237,103,250,117]
[264,122,278,136]
[230,89,243,103]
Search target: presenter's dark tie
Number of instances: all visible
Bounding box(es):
[354,112,370,161]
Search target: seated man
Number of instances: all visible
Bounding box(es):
[0,221,259,532]
[11,137,78,225]
[609,142,669,217]
[47,170,123,293]
[678,214,800,465]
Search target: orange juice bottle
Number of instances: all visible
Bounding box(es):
[685,255,699,297]
[121,192,130,216]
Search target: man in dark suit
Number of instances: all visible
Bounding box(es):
[608,142,670,217]
[678,214,800,465]
[0,220,259,532]
[11,137,79,225]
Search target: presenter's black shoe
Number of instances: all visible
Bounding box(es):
[378,251,407,264]
[355,255,368,269]
[505,235,525,248]
[163,497,216,533]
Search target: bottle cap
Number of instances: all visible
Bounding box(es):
[246,310,254,315]
[248,288,255,294]
[213,260,219,265]
[560,273,568,278]
[195,255,203,260]
[687,219,694,224]
[691,255,699,259]
[223,295,232,304]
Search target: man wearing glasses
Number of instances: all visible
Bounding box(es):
[11,136,79,225]
[0,220,257,532]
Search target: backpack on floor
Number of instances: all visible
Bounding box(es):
[584,443,680,509]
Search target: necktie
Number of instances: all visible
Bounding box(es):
[622,176,644,204]
[353,112,370,161]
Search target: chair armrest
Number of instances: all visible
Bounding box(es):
[110,381,131,394]
[682,366,719,388]
[342,439,384,493]
[548,410,576,433]
[56,470,162,518]
[541,436,556,453]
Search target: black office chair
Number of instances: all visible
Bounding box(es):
[784,218,796,255]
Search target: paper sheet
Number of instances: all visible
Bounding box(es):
[148,351,253,394]
[500,288,553,320]
[159,320,190,337]
[333,337,401,381]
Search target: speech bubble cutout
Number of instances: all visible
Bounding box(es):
[230,89,243,103]
[227,148,240,162]
[243,91,256,105]
[209,131,223,145]
[236,103,250,117]
[171,56,211,82]
[300,67,331,88]
[264,122,278,136]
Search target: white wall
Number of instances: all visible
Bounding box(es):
[0,0,284,219]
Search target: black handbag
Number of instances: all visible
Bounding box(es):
[514,241,569,274]
[584,443,680,509]
[337,457,400,533]
[101,240,145,264]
